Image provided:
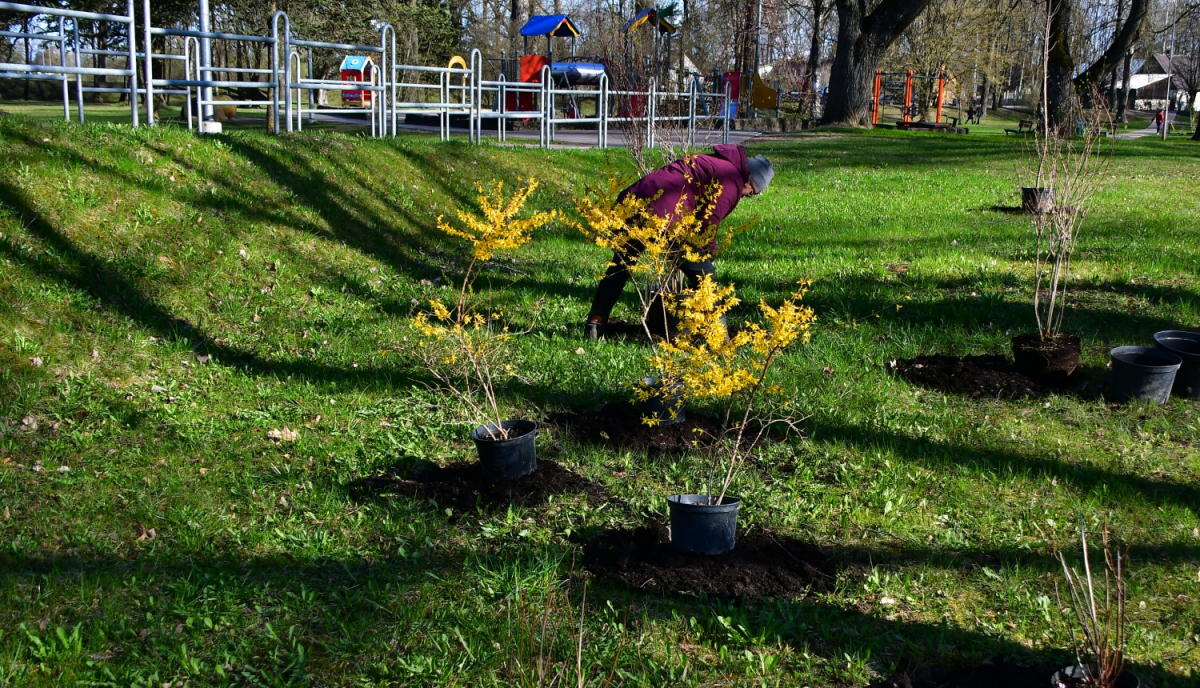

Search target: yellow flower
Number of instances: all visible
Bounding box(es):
[436,178,557,262]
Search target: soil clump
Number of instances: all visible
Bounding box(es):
[583,524,832,599]
[549,402,725,453]
[891,354,1057,399]
[352,459,608,513]
[1011,332,1081,383]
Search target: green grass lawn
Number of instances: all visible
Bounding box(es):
[1,109,1199,686]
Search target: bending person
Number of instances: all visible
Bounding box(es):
[584,144,774,340]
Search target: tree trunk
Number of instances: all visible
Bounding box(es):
[1045,0,1075,131]
[821,0,935,126]
[808,0,823,120]
[1073,0,1147,90]
[1117,48,1133,122]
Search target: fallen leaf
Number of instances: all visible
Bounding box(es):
[57,465,69,473]
[151,385,166,393]
[21,415,37,432]
[137,525,157,541]
[195,354,210,365]
[267,426,299,442]
[91,350,100,361]
[575,347,586,355]
[31,356,43,367]
[239,249,248,259]
[252,313,261,323]
[199,467,208,475]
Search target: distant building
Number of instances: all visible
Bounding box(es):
[1118,53,1192,110]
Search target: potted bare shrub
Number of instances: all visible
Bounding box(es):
[1053,518,1138,688]
[411,178,557,479]
[1014,80,1113,382]
[652,277,815,554]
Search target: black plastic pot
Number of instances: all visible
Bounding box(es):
[635,378,687,426]
[667,494,741,555]
[1051,664,1139,688]
[1108,346,1182,404]
[1154,330,1200,399]
[471,419,537,480]
[1021,186,1055,214]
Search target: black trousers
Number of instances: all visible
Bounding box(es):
[587,240,715,320]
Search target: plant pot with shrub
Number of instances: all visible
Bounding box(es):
[650,277,815,555]
[410,178,556,480]
[1015,80,1113,384]
[1054,518,1137,688]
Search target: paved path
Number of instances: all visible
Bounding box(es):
[1117,112,1176,140]
[306,112,759,148]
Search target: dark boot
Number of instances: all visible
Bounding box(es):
[585,320,605,340]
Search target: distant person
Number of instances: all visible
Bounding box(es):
[1155,109,1165,134]
[975,104,985,124]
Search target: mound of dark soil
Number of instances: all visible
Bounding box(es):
[583,524,833,599]
[891,355,1055,399]
[351,459,608,513]
[549,402,725,453]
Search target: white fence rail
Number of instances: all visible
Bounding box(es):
[0,0,140,125]
[3,6,732,148]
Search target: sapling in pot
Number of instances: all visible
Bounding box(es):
[1053,518,1136,688]
[1016,8,1114,383]
[650,276,815,554]
[410,178,556,479]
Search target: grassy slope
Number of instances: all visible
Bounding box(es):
[0,112,1198,686]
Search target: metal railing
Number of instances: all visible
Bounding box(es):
[0,0,140,125]
[4,3,731,147]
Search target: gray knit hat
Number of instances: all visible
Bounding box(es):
[746,154,774,193]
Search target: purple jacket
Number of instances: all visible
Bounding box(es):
[618,144,751,240]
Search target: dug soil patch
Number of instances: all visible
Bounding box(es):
[583,524,832,599]
[351,459,608,513]
[549,402,725,453]
[891,355,1056,399]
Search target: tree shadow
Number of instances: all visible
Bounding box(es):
[807,418,1200,514]
[0,180,434,391]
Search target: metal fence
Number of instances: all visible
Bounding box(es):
[2,5,732,149]
[0,0,140,125]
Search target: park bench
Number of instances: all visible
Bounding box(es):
[1004,119,1034,136]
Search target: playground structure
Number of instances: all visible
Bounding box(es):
[0,2,735,149]
[871,69,951,129]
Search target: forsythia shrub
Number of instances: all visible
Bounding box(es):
[410,178,556,438]
[655,276,816,503]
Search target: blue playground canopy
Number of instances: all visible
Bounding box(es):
[622,8,676,34]
[339,55,372,72]
[519,15,580,37]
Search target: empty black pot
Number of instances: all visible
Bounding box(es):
[1154,330,1200,399]
[1021,186,1055,214]
[1108,346,1182,404]
[635,378,687,426]
[668,494,741,555]
[471,419,537,480]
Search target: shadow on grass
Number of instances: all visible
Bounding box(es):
[0,180,434,391]
[809,419,1200,514]
[3,538,1194,686]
